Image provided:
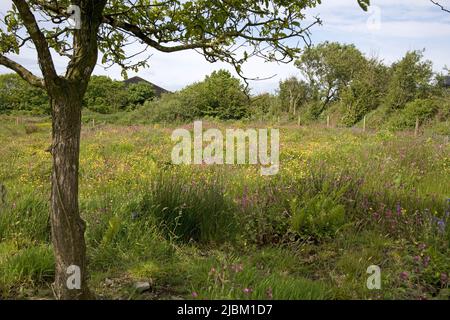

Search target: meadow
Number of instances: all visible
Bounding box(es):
[0,115,449,300]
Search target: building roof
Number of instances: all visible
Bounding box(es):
[123,76,171,97]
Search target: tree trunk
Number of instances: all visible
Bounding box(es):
[50,86,91,300]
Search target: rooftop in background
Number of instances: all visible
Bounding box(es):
[123,76,171,97]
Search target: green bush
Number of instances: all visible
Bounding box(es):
[0,74,49,115]
[137,94,185,123]
[290,194,346,239]
[387,98,440,130]
[130,70,249,123]
[83,76,128,114]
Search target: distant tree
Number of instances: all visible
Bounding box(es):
[384,50,433,111]
[126,82,155,109]
[278,77,309,116]
[250,93,280,119]
[203,70,249,119]
[0,73,48,114]
[83,76,127,113]
[178,70,249,120]
[434,66,450,95]
[340,58,390,126]
[295,42,367,117]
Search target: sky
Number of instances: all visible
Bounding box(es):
[1,0,449,94]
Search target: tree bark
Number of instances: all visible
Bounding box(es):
[50,84,91,300]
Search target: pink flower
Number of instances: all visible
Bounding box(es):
[400,272,409,281]
[243,288,252,294]
[192,291,198,298]
[423,256,430,268]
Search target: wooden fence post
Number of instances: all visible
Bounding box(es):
[297,115,301,127]
[363,116,366,132]
[326,115,330,128]
[414,117,419,137]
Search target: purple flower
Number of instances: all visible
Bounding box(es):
[436,219,446,234]
[423,256,430,268]
[243,288,252,294]
[385,209,392,218]
[413,255,421,263]
[192,292,198,298]
[418,243,427,251]
[400,272,409,281]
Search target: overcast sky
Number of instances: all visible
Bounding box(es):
[1,0,449,94]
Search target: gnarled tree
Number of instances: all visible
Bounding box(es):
[0,0,369,299]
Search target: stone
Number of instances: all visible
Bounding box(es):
[134,281,151,293]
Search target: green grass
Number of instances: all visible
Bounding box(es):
[0,117,448,300]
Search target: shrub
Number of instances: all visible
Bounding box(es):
[387,98,439,130]
[137,93,185,123]
[0,74,49,115]
[131,70,250,123]
[83,76,128,114]
[288,170,362,240]
[290,194,346,239]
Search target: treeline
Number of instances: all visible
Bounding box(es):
[126,43,450,131]
[265,42,449,130]
[0,75,154,115]
[1,42,449,131]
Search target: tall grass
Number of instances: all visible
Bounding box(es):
[139,172,238,243]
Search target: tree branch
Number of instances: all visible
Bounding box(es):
[430,0,450,13]
[0,54,45,88]
[103,15,213,53]
[12,0,58,84]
